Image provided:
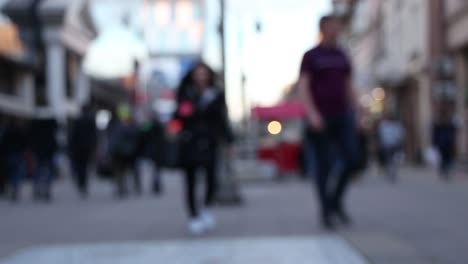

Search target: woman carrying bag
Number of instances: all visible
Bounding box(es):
[173,62,234,235]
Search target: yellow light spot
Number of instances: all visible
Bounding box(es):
[372,87,386,101]
[370,101,384,114]
[267,121,282,135]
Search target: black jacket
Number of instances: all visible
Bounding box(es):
[30,119,58,159]
[2,123,28,155]
[175,87,233,166]
[69,114,97,160]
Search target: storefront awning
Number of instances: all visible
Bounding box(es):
[0,20,34,70]
[0,22,22,56]
[252,101,305,120]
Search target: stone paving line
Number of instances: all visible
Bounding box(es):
[0,237,368,264]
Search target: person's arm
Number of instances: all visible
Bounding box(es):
[299,74,324,131]
[346,78,360,113]
[218,93,234,144]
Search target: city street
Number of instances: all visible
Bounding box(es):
[1,165,467,263]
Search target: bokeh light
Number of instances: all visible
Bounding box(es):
[96,110,112,130]
[267,121,282,135]
[360,94,372,108]
[372,87,386,101]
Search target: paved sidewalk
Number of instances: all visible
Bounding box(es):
[0,166,467,263]
[0,237,367,264]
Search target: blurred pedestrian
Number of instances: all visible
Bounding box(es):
[108,105,139,198]
[377,114,405,182]
[30,118,58,202]
[139,117,165,195]
[433,111,457,180]
[352,128,370,179]
[69,105,97,199]
[174,62,234,235]
[2,118,28,202]
[299,15,360,229]
[0,117,7,197]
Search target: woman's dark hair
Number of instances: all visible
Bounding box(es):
[176,61,217,101]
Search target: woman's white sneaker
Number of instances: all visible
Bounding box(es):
[188,218,205,236]
[201,210,216,231]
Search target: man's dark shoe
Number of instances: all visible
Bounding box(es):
[335,208,352,227]
[152,182,163,195]
[321,211,336,230]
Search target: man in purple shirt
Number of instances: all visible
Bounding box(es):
[299,15,360,229]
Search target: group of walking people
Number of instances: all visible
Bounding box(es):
[0,14,374,234]
[0,61,233,236]
[0,107,165,202]
[0,118,58,202]
[1,14,459,237]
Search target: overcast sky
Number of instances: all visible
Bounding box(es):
[219,0,332,120]
[87,0,331,120]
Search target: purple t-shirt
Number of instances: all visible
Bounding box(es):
[300,45,352,117]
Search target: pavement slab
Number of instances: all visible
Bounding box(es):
[0,237,368,264]
[0,165,467,263]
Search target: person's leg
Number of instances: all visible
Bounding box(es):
[308,129,333,228]
[7,154,24,201]
[42,157,54,202]
[446,148,456,177]
[331,114,359,224]
[439,147,452,179]
[0,176,4,197]
[114,159,128,198]
[0,157,6,196]
[388,147,399,182]
[33,157,43,200]
[184,166,198,218]
[74,158,88,197]
[72,159,81,193]
[303,134,318,180]
[200,161,218,231]
[131,159,142,195]
[71,158,79,188]
[185,165,207,235]
[204,162,218,208]
[80,158,90,196]
[152,163,163,194]
[382,147,395,181]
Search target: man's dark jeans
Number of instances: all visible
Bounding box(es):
[6,153,25,199]
[34,156,54,200]
[306,112,358,222]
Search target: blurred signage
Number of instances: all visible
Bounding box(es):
[143,56,198,120]
[90,0,204,56]
[140,0,204,56]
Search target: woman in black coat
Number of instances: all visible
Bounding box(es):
[174,62,233,235]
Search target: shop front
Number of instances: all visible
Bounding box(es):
[252,101,305,176]
[0,12,35,118]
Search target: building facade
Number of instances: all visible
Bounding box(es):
[0,0,132,121]
[446,0,468,157]
[345,0,433,162]
[0,1,36,118]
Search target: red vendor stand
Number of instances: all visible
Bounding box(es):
[252,101,305,175]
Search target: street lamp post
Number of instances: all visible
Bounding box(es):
[215,0,243,206]
[219,0,226,86]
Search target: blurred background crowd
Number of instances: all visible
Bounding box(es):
[1,0,468,263]
[0,0,462,202]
